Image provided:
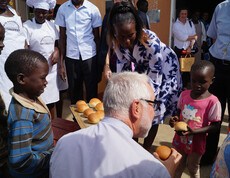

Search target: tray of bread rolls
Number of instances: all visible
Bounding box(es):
[69,98,104,129]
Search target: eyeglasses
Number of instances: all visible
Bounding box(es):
[140,99,160,111]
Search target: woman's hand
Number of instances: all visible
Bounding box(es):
[186,46,192,55]
[104,64,112,80]
[153,148,182,178]
[49,47,59,66]
[169,116,179,128]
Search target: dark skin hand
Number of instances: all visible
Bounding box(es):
[49,40,59,66]
[58,27,67,82]
[169,107,220,136]
[169,113,220,136]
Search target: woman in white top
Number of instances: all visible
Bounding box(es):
[24,0,59,119]
[173,7,197,89]
[0,0,27,109]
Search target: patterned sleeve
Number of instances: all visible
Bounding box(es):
[147,31,182,118]
[208,101,222,122]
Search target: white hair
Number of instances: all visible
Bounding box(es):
[103,72,152,117]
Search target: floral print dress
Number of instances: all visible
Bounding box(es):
[115,29,182,124]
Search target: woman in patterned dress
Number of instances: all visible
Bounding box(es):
[105,1,182,151]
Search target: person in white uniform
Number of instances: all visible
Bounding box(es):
[50,72,182,178]
[24,0,59,119]
[0,0,27,109]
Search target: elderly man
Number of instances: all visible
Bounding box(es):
[50,72,181,178]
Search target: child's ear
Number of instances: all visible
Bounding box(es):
[17,73,26,85]
[211,76,215,84]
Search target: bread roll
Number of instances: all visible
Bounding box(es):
[89,98,101,108]
[174,121,188,131]
[95,102,104,111]
[83,108,95,117]
[76,100,86,108]
[88,113,100,124]
[76,104,89,113]
[96,110,104,120]
[155,146,172,160]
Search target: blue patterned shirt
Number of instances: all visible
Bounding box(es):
[8,89,54,177]
[115,29,182,124]
[211,133,230,177]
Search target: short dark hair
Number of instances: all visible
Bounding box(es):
[136,0,148,10]
[191,60,215,78]
[5,49,47,83]
[107,1,146,48]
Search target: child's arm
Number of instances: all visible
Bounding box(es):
[182,121,220,136]
[9,119,53,175]
[169,109,181,128]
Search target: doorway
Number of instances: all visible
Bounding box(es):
[175,0,225,19]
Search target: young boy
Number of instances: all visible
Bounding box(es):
[0,23,9,178]
[5,49,54,177]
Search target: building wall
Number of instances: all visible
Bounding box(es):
[149,0,171,45]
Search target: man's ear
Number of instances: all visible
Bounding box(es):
[17,73,26,85]
[130,100,142,123]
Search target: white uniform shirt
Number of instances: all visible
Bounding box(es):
[55,0,102,60]
[23,18,60,104]
[207,0,230,60]
[50,117,170,178]
[0,6,26,109]
[173,18,196,50]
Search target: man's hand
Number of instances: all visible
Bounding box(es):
[153,148,182,178]
[59,64,66,82]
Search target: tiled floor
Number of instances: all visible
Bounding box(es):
[57,91,228,178]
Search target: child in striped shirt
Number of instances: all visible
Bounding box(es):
[5,49,54,177]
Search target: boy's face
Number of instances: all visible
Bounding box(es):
[0,25,5,55]
[23,61,49,98]
[190,67,214,95]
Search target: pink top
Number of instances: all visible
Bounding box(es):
[172,90,221,155]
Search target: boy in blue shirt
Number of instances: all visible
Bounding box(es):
[5,49,54,177]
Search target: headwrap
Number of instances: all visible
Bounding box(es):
[26,0,56,10]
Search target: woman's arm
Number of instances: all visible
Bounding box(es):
[104,48,112,80]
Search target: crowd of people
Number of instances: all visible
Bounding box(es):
[0,0,229,177]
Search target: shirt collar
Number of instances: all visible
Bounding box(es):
[102,117,134,138]
[68,0,87,9]
[176,18,189,24]
[10,88,51,117]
